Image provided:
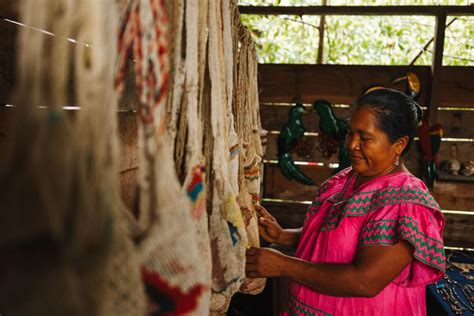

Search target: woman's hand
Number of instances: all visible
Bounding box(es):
[254,204,284,244]
[245,247,286,278]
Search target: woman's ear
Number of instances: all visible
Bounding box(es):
[396,136,409,155]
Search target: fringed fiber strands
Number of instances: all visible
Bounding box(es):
[0,0,146,315]
[182,0,212,312]
[208,1,248,314]
[115,0,210,315]
[231,0,267,295]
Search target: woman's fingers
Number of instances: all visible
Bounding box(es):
[246,247,284,278]
[254,204,271,218]
[258,217,271,227]
[246,248,259,276]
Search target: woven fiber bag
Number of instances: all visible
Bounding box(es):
[207,1,248,314]
[115,0,210,314]
[231,1,267,295]
[0,0,146,315]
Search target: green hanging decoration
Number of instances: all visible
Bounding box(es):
[313,99,351,173]
[277,104,315,185]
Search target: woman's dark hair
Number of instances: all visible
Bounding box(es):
[354,88,423,156]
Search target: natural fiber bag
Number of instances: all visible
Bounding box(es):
[207,1,248,313]
[115,0,210,314]
[0,0,146,315]
[231,1,267,295]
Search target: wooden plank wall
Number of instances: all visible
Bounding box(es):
[259,64,474,248]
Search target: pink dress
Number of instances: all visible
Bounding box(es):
[281,168,445,316]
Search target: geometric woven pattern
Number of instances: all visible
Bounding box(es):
[322,185,440,231]
[304,179,342,222]
[359,217,445,272]
[285,293,332,316]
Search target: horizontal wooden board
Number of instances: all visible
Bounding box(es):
[264,133,340,165]
[433,180,474,199]
[264,132,472,172]
[437,141,474,164]
[261,103,474,139]
[258,64,474,108]
[433,193,474,212]
[263,163,331,201]
[261,201,308,229]
[443,212,474,248]
[260,103,351,133]
[262,200,474,248]
[437,110,474,139]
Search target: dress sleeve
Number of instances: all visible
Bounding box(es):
[358,203,445,287]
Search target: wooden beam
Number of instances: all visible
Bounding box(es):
[427,14,447,123]
[316,0,327,64]
[238,5,474,16]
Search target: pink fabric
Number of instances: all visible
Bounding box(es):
[281,168,445,316]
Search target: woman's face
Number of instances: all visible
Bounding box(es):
[345,106,404,178]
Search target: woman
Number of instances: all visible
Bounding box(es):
[246,88,445,315]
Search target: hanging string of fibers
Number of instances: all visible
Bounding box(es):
[207,1,249,314]
[115,1,210,315]
[182,1,212,312]
[164,0,185,153]
[0,0,146,315]
[231,0,267,296]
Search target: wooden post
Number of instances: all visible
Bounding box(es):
[316,0,327,64]
[427,13,447,123]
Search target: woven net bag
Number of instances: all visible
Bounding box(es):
[0,0,146,315]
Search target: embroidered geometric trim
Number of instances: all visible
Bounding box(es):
[304,180,333,221]
[322,186,440,230]
[285,293,332,316]
[305,199,324,221]
[359,217,445,272]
